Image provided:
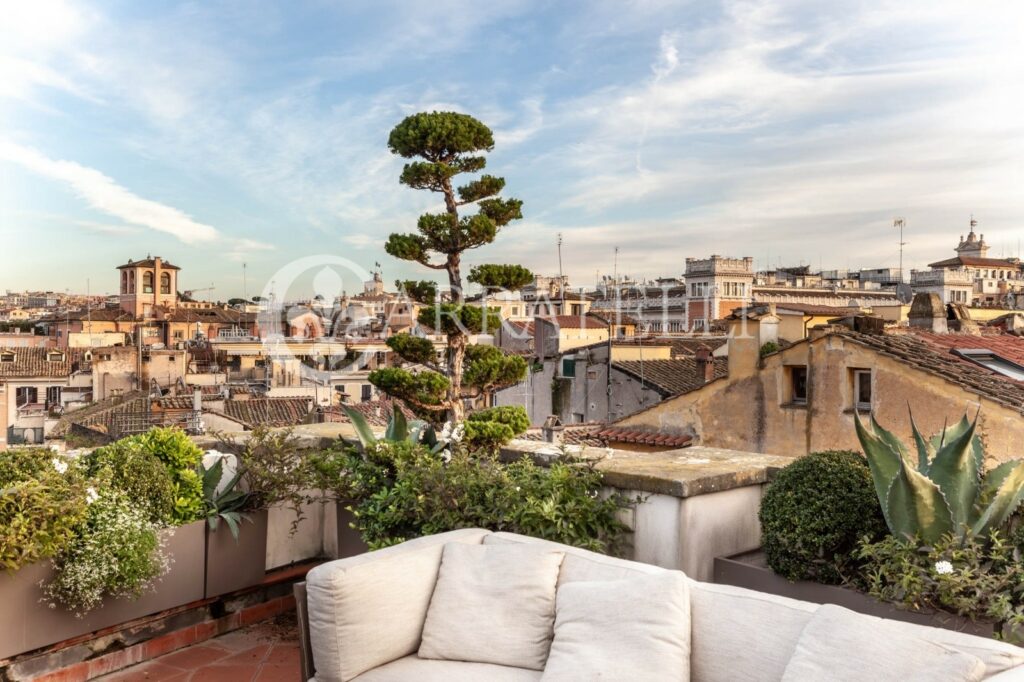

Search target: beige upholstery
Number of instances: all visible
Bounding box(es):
[300,529,1024,682]
[782,604,985,681]
[351,655,541,681]
[542,572,691,682]
[305,528,491,682]
[419,543,564,670]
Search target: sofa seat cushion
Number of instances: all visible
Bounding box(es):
[688,580,817,682]
[419,543,565,670]
[541,572,691,682]
[351,655,542,681]
[305,529,490,682]
[782,604,986,681]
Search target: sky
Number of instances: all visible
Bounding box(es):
[2,0,1024,300]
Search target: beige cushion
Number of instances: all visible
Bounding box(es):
[418,543,565,670]
[541,572,691,682]
[351,655,541,681]
[782,604,985,681]
[306,529,490,682]
[484,531,666,584]
[689,580,817,682]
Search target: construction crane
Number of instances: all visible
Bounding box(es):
[183,285,215,302]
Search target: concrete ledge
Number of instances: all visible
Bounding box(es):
[502,440,794,499]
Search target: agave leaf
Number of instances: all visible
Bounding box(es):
[223,512,241,541]
[388,405,409,442]
[928,414,981,531]
[908,408,934,473]
[342,405,377,450]
[928,415,971,456]
[855,413,903,525]
[421,424,439,449]
[886,454,955,543]
[202,458,224,501]
[871,414,912,463]
[971,460,1024,538]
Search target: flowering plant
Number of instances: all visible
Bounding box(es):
[43,488,169,616]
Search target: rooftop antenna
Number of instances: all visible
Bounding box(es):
[557,233,565,309]
[894,217,906,284]
[243,263,247,301]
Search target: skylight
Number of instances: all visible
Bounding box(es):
[952,349,1024,382]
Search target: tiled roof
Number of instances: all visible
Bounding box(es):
[64,307,136,322]
[519,423,608,447]
[117,258,180,270]
[929,256,1022,269]
[595,427,692,448]
[540,315,608,330]
[910,330,1024,366]
[0,347,77,378]
[50,391,150,436]
[612,357,727,397]
[660,336,728,357]
[321,398,416,427]
[835,330,1024,414]
[218,398,314,428]
[162,307,253,323]
[156,396,200,410]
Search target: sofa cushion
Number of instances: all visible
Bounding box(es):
[484,531,665,584]
[541,572,690,682]
[688,580,817,682]
[782,604,986,682]
[351,655,541,682]
[418,543,565,670]
[305,529,490,682]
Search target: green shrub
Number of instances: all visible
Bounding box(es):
[313,441,632,554]
[463,405,530,450]
[858,532,1024,638]
[125,427,205,524]
[0,449,88,572]
[759,450,886,584]
[85,441,176,524]
[43,488,169,615]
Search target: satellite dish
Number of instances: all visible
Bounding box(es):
[896,284,913,304]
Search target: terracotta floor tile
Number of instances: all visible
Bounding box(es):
[207,629,271,652]
[155,645,231,670]
[99,662,184,681]
[263,645,300,667]
[254,664,301,682]
[221,644,272,665]
[188,664,260,682]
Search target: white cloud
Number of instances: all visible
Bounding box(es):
[0,140,219,244]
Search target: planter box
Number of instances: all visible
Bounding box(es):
[714,549,998,638]
[204,509,269,598]
[335,502,368,559]
[0,520,206,661]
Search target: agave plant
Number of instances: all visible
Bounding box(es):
[342,404,450,455]
[855,411,1024,543]
[200,457,251,540]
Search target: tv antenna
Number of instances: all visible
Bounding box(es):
[894,217,907,284]
[557,233,564,307]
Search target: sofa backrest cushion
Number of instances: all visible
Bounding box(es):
[541,572,691,682]
[305,528,490,682]
[419,543,565,670]
[688,580,817,682]
[483,532,666,584]
[781,604,986,681]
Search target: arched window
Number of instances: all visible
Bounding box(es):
[143,271,154,293]
[121,271,128,294]
[129,271,136,293]
[160,272,171,294]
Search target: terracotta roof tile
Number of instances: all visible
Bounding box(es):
[219,398,314,428]
[612,357,727,397]
[0,347,78,378]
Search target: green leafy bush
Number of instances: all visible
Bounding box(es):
[313,441,631,554]
[85,441,176,524]
[0,449,88,572]
[759,450,886,584]
[858,532,1024,637]
[43,489,169,615]
[124,427,205,524]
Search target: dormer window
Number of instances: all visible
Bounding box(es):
[0,352,14,363]
[47,351,65,362]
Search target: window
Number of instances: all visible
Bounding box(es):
[160,272,171,294]
[573,412,585,423]
[47,351,65,362]
[952,349,1024,381]
[361,384,373,401]
[852,369,872,410]
[46,386,61,407]
[0,352,14,363]
[143,271,154,293]
[173,330,184,340]
[511,307,519,316]
[15,387,37,406]
[789,366,808,404]
[562,358,576,378]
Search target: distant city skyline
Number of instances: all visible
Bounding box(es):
[3,1,1024,297]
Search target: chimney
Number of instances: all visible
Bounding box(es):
[192,387,202,412]
[908,293,948,333]
[694,346,715,384]
[727,323,759,379]
[542,415,564,444]
[759,305,780,346]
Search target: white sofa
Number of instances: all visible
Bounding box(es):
[295,529,1024,681]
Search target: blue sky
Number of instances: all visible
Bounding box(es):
[2,0,1023,299]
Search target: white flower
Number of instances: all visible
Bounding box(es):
[85,488,99,505]
[440,449,452,464]
[439,421,453,440]
[935,560,954,575]
[450,423,465,444]
[51,458,68,474]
